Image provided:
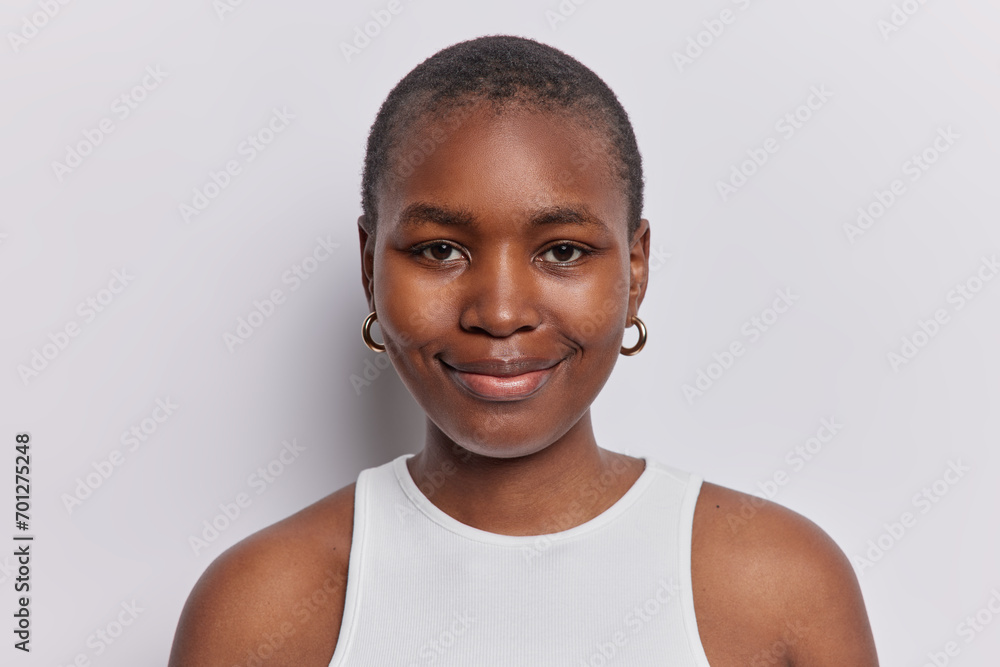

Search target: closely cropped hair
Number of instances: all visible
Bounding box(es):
[361,35,644,238]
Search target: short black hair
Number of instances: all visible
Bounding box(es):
[360,35,644,238]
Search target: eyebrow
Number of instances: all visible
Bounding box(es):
[397,202,609,231]
[398,203,477,228]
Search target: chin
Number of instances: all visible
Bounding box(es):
[458,440,546,460]
[432,410,575,461]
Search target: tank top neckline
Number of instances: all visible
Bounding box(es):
[391,453,657,547]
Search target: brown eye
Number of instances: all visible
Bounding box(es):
[542,243,583,263]
[421,243,461,261]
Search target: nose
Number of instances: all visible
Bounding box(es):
[458,248,541,338]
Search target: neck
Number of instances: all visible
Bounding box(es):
[406,411,645,536]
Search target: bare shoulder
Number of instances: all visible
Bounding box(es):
[168,482,356,667]
[691,482,879,667]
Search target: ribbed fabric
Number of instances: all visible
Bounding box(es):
[329,454,712,666]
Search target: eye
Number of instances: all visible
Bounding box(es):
[419,242,463,262]
[540,243,585,264]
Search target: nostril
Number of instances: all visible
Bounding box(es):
[460,300,541,338]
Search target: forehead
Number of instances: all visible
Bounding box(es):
[379,103,628,235]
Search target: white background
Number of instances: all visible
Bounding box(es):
[1,0,999,664]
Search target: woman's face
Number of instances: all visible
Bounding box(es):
[360,103,649,458]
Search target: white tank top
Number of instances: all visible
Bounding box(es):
[329,454,712,666]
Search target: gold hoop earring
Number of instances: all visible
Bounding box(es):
[362,311,386,353]
[620,315,647,356]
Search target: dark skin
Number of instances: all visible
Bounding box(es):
[168,103,880,666]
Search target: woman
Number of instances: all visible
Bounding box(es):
[169,35,879,666]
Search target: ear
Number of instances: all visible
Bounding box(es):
[627,218,651,321]
[358,215,375,310]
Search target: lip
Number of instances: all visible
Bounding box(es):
[441,357,562,401]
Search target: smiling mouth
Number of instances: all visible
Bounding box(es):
[441,358,562,401]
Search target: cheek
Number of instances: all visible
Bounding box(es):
[372,254,458,353]
[570,297,627,344]
[557,269,632,348]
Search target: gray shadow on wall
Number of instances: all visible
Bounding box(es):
[352,344,426,469]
